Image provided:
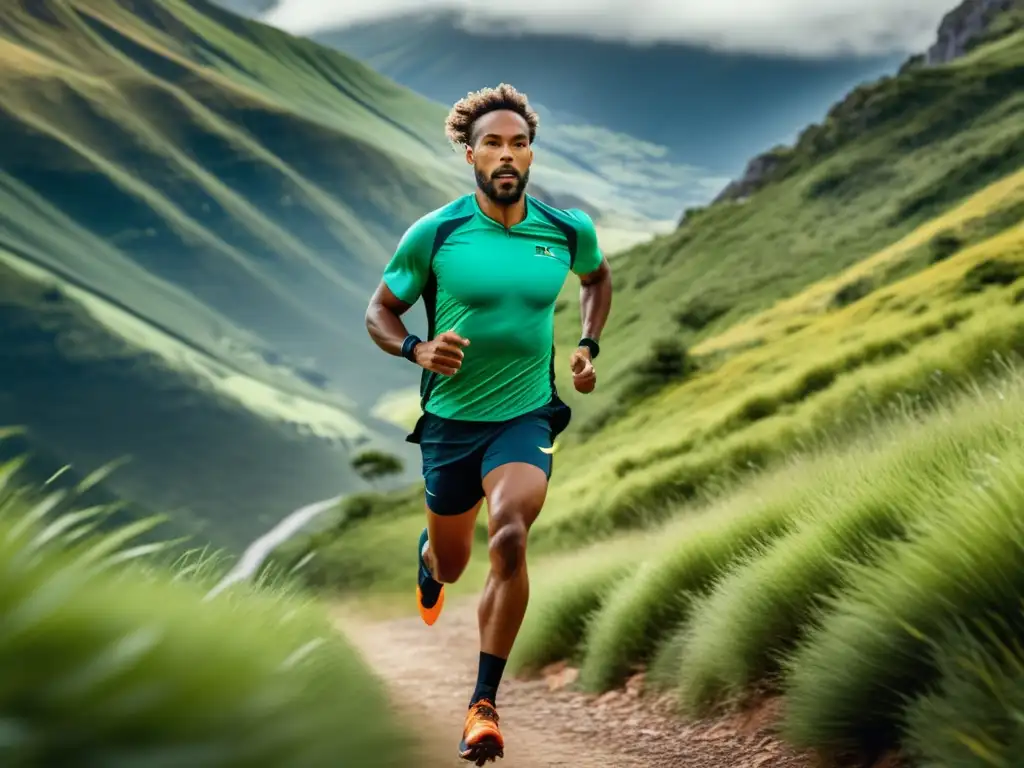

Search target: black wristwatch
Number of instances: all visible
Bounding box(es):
[401,334,422,362]
[578,337,600,359]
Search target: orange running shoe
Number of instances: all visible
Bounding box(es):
[417,528,444,626]
[458,699,504,765]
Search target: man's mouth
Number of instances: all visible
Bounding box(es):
[493,169,519,181]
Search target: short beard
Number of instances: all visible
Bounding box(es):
[475,166,530,205]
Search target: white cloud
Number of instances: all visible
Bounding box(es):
[261,0,952,57]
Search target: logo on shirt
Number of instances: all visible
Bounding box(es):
[535,245,567,265]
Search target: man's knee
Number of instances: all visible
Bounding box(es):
[488,499,541,580]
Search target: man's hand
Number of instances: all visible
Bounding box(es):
[413,330,470,376]
[569,347,596,394]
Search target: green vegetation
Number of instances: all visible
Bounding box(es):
[903,609,1024,767]
[278,27,1024,589]
[0,449,412,767]
[0,0,475,546]
[510,362,1024,763]
[351,450,405,487]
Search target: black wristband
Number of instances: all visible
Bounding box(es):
[401,334,422,363]
[578,337,600,359]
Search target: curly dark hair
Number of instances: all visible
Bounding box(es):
[444,83,539,148]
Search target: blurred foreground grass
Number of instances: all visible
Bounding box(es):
[0,447,412,767]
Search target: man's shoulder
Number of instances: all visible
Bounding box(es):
[395,195,476,253]
[527,195,597,234]
[411,194,477,231]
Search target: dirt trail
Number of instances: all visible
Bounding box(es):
[338,599,814,768]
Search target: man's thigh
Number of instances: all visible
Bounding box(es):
[480,415,554,482]
[423,453,485,517]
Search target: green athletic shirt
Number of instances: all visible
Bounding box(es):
[382,192,603,422]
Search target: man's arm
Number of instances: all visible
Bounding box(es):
[365,214,433,356]
[365,281,415,357]
[571,210,612,346]
[578,258,612,343]
[365,217,469,375]
[566,210,612,393]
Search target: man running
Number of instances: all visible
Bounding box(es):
[364,83,612,765]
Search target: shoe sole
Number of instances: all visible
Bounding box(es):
[459,734,504,765]
[417,584,444,626]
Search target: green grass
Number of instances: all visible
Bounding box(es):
[550,30,1024,434]
[534,187,1024,547]
[902,607,1024,768]
[506,363,1024,763]
[0,451,412,766]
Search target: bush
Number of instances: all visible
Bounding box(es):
[674,387,1022,713]
[0,455,412,767]
[623,338,696,400]
[959,258,1023,294]
[928,231,963,262]
[902,608,1024,768]
[830,276,875,308]
[672,298,729,331]
[779,441,1024,757]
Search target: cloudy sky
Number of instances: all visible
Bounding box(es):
[262,0,954,57]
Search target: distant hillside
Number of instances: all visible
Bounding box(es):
[550,24,1024,435]
[313,10,902,178]
[0,0,470,548]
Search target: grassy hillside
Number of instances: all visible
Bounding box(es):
[0,0,467,410]
[511,361,1024,765]
[270,26,1024,585]
[0,449,414,767]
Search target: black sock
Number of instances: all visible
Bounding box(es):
[470,652,507,707]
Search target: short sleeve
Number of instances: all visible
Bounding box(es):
[381,214,436,304]
[569,209,603,276]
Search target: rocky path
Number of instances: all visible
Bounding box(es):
[337,598,814,768]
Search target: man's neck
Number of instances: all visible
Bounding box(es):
[475,188,527,229]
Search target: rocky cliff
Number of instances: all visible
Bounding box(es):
[927,0,1022,63]
[711,0,1023,206]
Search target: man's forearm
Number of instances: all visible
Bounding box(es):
[579,267,612,341]
[365,301,413,357]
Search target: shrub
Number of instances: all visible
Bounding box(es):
[902,608,1024,768]
[672,298,729,331]
[780,444,1024,757]
[830,276,875,308]
[623,338,696,400]
[959,258,1023,294]
[0,453,412,767]
[928,231,963,262]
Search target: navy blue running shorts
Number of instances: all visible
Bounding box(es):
[411,401,569,516]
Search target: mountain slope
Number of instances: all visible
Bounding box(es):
[0,0,486,548]
[551,24,1024,431]
[0,0,469,408]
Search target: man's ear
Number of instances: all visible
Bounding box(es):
[465,143,474,166]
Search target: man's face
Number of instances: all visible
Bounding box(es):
[466,110,533,205]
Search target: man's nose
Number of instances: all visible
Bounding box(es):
[500,144,514,162]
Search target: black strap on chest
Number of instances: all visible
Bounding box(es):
[418,214,474,411]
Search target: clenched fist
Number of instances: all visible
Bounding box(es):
[569,347,596,394]
[413,330,470,376]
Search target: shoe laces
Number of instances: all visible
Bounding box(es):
[469,700,499,724]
